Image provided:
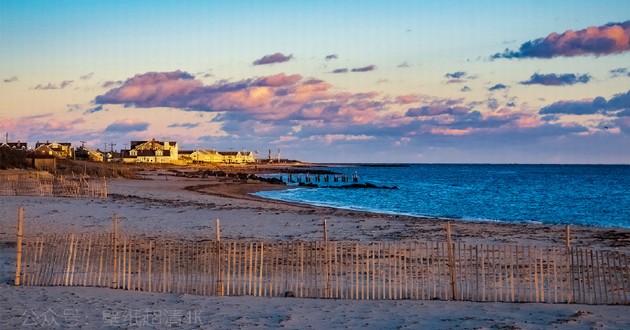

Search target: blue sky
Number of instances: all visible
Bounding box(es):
[1,1,629,163]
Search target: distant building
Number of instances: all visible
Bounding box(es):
[220,151,256,164]
[1,133,28,152]
[122,139,179,164]
[180,149,256,164]
[75,147,104,162]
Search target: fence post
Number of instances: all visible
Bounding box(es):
[15,207,24,286]
[112,213,119,289]
[323,219,331,298]
[565,225,574,303]
[446,222,457,300]
[216,219,223,296]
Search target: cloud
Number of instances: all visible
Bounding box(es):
[95,69,616,154]
[405,105,470,117]
[492,21,630,59]
[445,71,466,79]
[395,94,422,104]
[609,67,630,78]
[489,83,508,91]
[331,68,348,74]
[325,54,338,61]
[80,72,94,80]
[309,134,375,144]
[3,76,18,83]
[85,105,104,114]
[101,80,122,88]
[253,52,293,65]
[398,61,410,68]
[60,80,73,88]
[168,122,199,129]
[67,104,82,112]
[33,80,74,90]
[96,71,202,107]
[254,73,302,87]
[351,65,376,72]
[461,86,471,92]
[104,119,149,132]
[520,73,591,86]
[539,89,630,116]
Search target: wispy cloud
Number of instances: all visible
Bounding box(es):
[397,61,410,68]
[101,81,122,88]
[351,65,376,72]
[85,105,104,114]
[168,122,199,129]
[520,73,591,86]
[445,71,466,79]
[104,119,149,132]
[492,21,630,59]
[331,68,349,74]
[80,72,94,80]
[253,52,294,65]
[3,76,18,83]
[32,80,74,90]
[609,67,630,78]
[489,83,508,91]
[324,54,338,61]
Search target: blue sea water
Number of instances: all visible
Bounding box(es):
[254,164,630,228]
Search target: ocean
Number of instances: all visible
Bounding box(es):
[254,164,630,228]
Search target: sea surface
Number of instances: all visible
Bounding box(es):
[254,164,630,228]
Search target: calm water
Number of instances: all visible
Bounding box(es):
[254,164,630,228]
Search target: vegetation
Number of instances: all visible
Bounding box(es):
[0,148,30,169]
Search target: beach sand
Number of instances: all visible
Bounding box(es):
[1,169,629,329]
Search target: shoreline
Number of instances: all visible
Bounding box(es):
[147,171,630,250]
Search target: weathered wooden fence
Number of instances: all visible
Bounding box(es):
[0,174,107,198]
[13,214,629,305]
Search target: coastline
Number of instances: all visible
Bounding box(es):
[1,170,629,328]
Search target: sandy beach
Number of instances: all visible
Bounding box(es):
[1,168,629,329]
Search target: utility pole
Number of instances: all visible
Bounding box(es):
[80,140,86,148]
[108,143,116,153]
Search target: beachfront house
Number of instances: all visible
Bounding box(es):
[1,134,28,152]
[34,141,73,159]
[190,149,224,163]
[122,139,179,164]
[220,151,256,164]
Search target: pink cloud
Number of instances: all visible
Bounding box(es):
[255,73,302,87]
[493,21,630,59]
[253,53,294,65]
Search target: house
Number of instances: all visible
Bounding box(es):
[122,139,179,164]
[75,147,104,162]
[219,151,256,164]
[1,134,28,152]
[34,141,73,159]
[190,149,224,163]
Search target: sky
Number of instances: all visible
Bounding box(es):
[1,0,629,163]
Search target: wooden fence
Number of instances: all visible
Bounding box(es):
[0,174,107,198]
[13,214,629,305]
